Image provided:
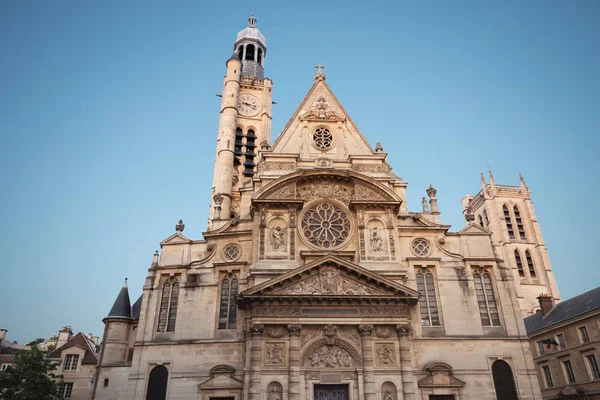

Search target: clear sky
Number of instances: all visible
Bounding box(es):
[1,1,598,343]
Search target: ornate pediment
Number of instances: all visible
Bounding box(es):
[418,363,465,388]
[239,255,419,301]
[253,170,402,205]
[300,93,345,122]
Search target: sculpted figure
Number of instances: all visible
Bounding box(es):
[270,226,286,252]
[267,388,282,400]
[266,344,284,364]
[377,344,395,365]
[370,228,383,252]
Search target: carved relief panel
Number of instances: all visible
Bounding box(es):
[264,342,286,366]
[374,343,397,367]
[259,209,296,261]
[360,215,396,261]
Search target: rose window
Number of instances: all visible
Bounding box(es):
[223,244,240,261]
[301,202,350,248]
[313,127,333,150]
[412,238,430,257]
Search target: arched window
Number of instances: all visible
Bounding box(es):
[146,365,168,400]
[525,250,536,278]
[492,360,519,400]
[416,272,440,326]
[474,271,501,326]
[157,279,179,332]
[218,276,238,329]
[514,206,527,239]
[257,48,263,64]
[479,215,484,228]
[483,209,489,227]
[236,46,243,60]
[246,44,255,60]
[514,251,524,277]
[503,206,514,239]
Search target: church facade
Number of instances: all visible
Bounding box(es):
[92,16,560,400]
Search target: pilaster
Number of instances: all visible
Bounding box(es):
[396,324,416,400]
[248,324,264,400]
[359,324,375,400]
[287,324,301,400]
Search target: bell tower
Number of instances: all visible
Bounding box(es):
[210,15,273,230]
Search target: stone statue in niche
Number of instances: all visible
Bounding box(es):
[370,227,384,252]
[376,344,395,365]
[383,390,395,400]
[266,343,285,365]
[270,226,286,252]
[267,388,282,400]
[307,345,354,368]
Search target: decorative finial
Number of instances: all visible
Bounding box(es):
[176,219,185,232]
[422,197,429,212]
[375,142,383,152]
[151,250,159,266]
[464,209,475,222]
[123,277,128,288]
[480,172,486,184]
[426,184,437,199]
[248,13,257,28]
[314,63,326,80]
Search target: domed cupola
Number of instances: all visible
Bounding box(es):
[234,14,267,79]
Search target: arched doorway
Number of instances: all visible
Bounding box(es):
[492,360,518,400]
[146,365,168,400]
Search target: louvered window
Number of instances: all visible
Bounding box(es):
[503,206,515,239]
[525,250,536,278]
[218,276,238,329]
[416,272,440,326]
[157,278,179,332]
[474,271,501,326]
[515,251,525,277]
[514,206,527,239]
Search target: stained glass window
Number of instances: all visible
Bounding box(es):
[474,271,501,326]
[416,272,440,326]
[157,279,178,333]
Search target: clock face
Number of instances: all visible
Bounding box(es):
[238,94,261,116]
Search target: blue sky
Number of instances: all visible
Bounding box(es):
[0,1,598,343]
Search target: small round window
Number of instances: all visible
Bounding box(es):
[411,238,430,257]
[223,244,241,261]
[313,127,333,150]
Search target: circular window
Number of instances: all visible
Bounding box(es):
[411,238,430,257]
[313,127,333,150]
[300,202,351,249]
[223,244,241,261]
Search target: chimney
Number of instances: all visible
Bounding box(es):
[0,329,7,341]
[88,333,99,345]
[537,293,554,317]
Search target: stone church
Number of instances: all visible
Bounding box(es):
[91,15,560,400]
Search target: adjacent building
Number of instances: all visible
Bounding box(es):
[47,326,100,400]
[525,289,600,399]
[91,15,564,400]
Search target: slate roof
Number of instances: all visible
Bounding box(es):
[525,286,600,335]
[47,332,98,364]
[106,280,132,319]
[132,295,143,320]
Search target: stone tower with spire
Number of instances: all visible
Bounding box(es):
[210,15,273,229]
[462,172,560,316]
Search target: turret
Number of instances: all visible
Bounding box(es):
[234,14,267,79]
[101,279,132,365]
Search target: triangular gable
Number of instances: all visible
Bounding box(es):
[160,232,192,246]
[270,76,375,158]
[457,223,491,235]
[239,255,419,300]
[48,333,98,363]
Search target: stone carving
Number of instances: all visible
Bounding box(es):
[267,387,282,400]
[388,230,396,261]
[301,327,321,347]
[269,184,297,200]
[395,324,412,337]
[316,157,333,168]
[175,219,185,232]
[358,324,374,338]
[385,208,395,228]
[338,327,360,346]
[301,203,351,249]
[297,183,354,204]
[252,306,301,316]
[307,371,320,380]
[426,184,437,199]
[258,162,296,173]
[352,164,390,173]
[300,93,344,122]
[289,208,296,260]
[276,266,384,295]
[374,326,394,339]
[376,344,396,365]
[375,142,383,152]
[306,345,354,368]
[287,324,302,337]
[359,229,366,261]
[355,184,386,201]
[342,372,355,380]
[270,226,286,252]
[265,343,285,365]
[323,325,338,345]
[359,306,408,316]
[265,326,286,338]
[369,227,384,252]
[248,324,264,336]
[383,390,396,400]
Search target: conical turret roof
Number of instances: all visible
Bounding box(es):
[106,279,132,319]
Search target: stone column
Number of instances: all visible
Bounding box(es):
[396,324,416,400]
[359,324,376,400]
[287,325,302,400]
[248,324,264,400]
